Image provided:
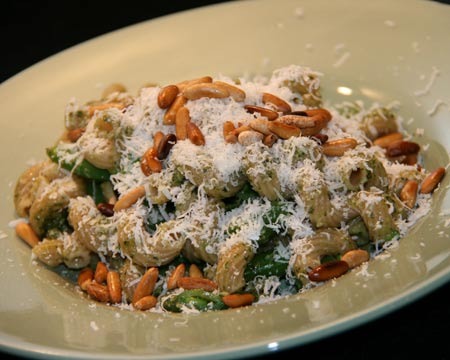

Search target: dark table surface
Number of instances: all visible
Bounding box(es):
[1,1,449,359]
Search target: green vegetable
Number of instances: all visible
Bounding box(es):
[86,180,106,205]
[223,182,259,211]
[162,289,227,313]
[47,146,111,181]
[259,202,288,245]
[348,216,370,247]
[244,250,289,282]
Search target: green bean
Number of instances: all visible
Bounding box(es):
[86,180,106,205]
[259,202,287,244]
[162,289,227,313]
[47,146,111,181]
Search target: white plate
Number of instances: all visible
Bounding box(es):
[1,0,449,359]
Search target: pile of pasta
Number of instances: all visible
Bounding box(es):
[14,65,445,312]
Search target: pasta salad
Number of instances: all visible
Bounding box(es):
[14,65,446,312]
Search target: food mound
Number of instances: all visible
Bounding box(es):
[14,65,445,313]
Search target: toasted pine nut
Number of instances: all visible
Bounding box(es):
[113,185,146,212]
[214,81,246,102]
[153,131,165,151]
[231,125,252,137]
[308,260,349,282]
[132,267,159,304]
[102,83,127,99]
[420,167,445,194]
[140,147,162,176]
[177,277,218,292]
[373,132,403,148]
[400,180,419,208]
[244,105,279,121]
[310,133,328,145]
[175,107,190,140]
[86,282,110,302]
[189,264,203,278]
[262,93,291,113]
[77,268,94,290]
[15,222,40,248]
[167,263,186,290]
[157,85,179,109]
[249,118,271,135]
[94,261,108,284]
[187,122,206,146]
[223,121,236,138]
[267,121,301,139]
[176,76,213,91]
[97,202,114,217]
[225,133,238,143]
[322,138,358,156]
[183,83,229,100]
[67,128,85,142]
[87,102,124,117]
[403,153,418,166]
[133,295,157,311]
[164,95,187,125]
[222,293,255,308]
[238,130,264,146]
[341,249,370,269]
[263,133,278,147]
[386,140,420,157]
[107,271,122,303]
[157,133,177,160]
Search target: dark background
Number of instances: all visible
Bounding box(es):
[1,1,449,359]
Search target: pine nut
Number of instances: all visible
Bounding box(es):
[97,202,115,217]
[311,133,328,145]
[322,138,358,156]
[341,249,370,269]
[249,118,271,135]
[308,260,349,282]
[176,76,213,92]
[420,167,445,194]
[175,107,190,140]
[113,185,146,211]
[77,268,94,290]
[132,267,159,304]
[373,132,403,148]
[164,95,187,125]
[238,130,264,146]
[222,293,255,308]
[400,180,419,208]
[133,295,157,311]
[214,81,246,102]
[386,140,420,157]
[183,83,229,100]
[156,133,177,160]
[140,147,162,175]
[107,271,122,303]
[231,125,252,137]
[223,121,236,139]
[153,131,165,151]
[189,264,203,278]
[15,222,40,248]
[94,261,108,284]
[187,122,206,146]
[167,263,186,290]
[177,277,218,292]
[262,92,291,113]
[267,121,301,139]
[86,282,110,302]
[263,133,278,147]
[244,105,279,121]
[67,128,85,142]
[157,85,179,109]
